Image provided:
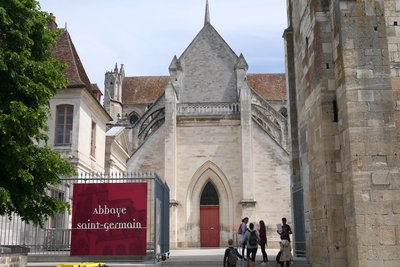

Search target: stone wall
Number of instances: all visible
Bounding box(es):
[126,116,291,249]
[286,0,400,266]
[0,246,29,267]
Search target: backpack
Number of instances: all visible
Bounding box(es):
[248,230,258,246]
[237,223,242,234]
[228,248,238,265]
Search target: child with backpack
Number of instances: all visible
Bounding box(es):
[223,239,243,267]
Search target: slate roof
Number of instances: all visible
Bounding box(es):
[122,73,286,104]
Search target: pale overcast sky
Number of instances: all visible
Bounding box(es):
[38,0,288,91]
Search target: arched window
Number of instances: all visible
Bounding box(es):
[200,181,219,205]
[55,105,74,146]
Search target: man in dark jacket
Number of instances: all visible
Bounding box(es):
[277,217,292,242]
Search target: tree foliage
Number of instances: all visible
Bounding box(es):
[0,0,76,226]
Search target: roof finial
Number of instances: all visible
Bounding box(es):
[204,0,210,25]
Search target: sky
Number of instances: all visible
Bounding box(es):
[38,0,288,92]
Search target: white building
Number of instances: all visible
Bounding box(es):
[50,28,130,175]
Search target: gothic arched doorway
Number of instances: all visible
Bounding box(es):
[200,181,220,247]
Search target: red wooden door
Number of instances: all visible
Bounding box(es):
[200,205,220,247]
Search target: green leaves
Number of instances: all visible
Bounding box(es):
[0,0,75,226]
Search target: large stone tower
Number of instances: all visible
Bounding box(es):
[104,63,124,123]
[285,0,400,266]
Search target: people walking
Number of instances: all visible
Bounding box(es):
[245,222,259,267]
[258,220,268,265]
[223,238,243,267]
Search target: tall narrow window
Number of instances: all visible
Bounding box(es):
[332,100,338,122]
[90,121,96,157]
[55,105,73,146]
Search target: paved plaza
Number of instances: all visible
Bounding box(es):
[27,248,310,267]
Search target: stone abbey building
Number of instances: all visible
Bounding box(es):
[4,0,397,265]
[285,0,400,266]
[102,3,290,249]
[0,1,291,254]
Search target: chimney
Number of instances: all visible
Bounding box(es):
[48,13,58,31]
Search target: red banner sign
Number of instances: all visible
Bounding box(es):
[71,183,147,256]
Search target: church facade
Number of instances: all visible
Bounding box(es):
[103,4,290,248]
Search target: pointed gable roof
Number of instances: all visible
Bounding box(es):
[51,30,92,91]
[179,1,237,62]
[178,22,238,63]
[176,22,240,103]
[51,28,112,121]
